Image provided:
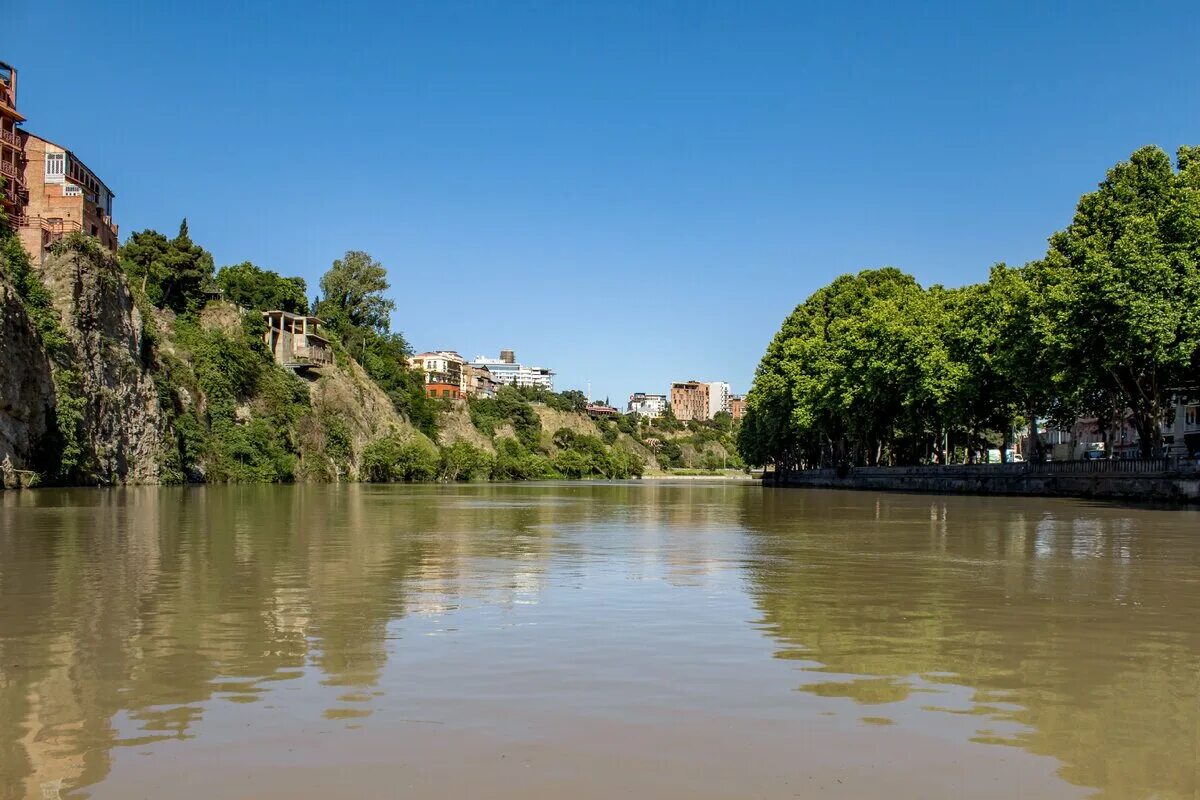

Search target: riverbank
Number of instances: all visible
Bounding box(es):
[765,461,1200,503]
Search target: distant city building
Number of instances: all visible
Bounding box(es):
[729,395,746,421]
[472,350,554,390]
[670,381,710,422]
[409,351,466,399]
[628,392,668,418]
[1,60,120,261]
[464,363,501,398]
[670,380,734,421]
[707,381,731,418]
[586,403,619,418]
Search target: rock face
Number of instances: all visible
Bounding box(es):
[0,276,54,486]
[38,241,168,484]
[308,356,431,479]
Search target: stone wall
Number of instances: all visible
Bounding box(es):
[767,464,1200,504]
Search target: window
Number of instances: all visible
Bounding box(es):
[1187,406,1198,427]
[45,152,66,181]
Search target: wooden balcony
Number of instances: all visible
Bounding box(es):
[0,158,21,181]
[0,128,19,148]
[36,217,82,235]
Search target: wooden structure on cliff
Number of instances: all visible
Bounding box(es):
[262,311,333,371]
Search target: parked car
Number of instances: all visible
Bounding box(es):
[1083,449,1107,460]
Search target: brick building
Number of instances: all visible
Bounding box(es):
[0,61,26,229]
[0,59,119,262]
[18,132,119,257]
[670,381,710,422]
[729,395,746,421]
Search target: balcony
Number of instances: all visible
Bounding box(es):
[291,343,334,367]
[37,217,82,235]
[0,128,19,148]
[0,158,21,181]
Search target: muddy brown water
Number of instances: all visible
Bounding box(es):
[1,482,1198,799]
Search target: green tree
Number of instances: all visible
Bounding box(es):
[438,441,494,481]
[120,219,215,313]
[317,250,394,333]
[216,262,308,313]
[1037,146,1200,456]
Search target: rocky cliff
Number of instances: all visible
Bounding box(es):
[39,238,169,484]
[0,273,54,487]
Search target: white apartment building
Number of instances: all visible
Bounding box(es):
[472,350,555,391]
[706,382,731,419]
[627,392,667,418]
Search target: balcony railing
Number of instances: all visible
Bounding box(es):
[0,159,21,180]
[0,128,19,147]
[40,218,82,234]
[291,344,334,366]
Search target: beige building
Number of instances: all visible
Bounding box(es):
[409,351,467,399]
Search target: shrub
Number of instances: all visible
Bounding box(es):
[362,435,439,482]
[439,441,494,481]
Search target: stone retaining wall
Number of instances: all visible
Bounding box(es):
[766,466,1200,503]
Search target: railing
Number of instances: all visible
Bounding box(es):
[0,128,19,147]
[291,344,334,366]
[0,159,21,180]
[1031,457,1196,475]
[35,217,82,234]
[777,457,1198,479]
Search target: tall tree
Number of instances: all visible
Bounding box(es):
[120,219,215,313]
[317,251,395,334]
[1039,146,1200,456]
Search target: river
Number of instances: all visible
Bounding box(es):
[1,482,1197,799]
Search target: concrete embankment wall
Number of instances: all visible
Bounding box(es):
[767,465,1200,503]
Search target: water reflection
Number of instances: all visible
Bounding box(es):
[0,483,1197,799]
[738,490,1200,799]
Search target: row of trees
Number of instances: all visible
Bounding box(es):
[738,145,1200,469]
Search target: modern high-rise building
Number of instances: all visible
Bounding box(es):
[472,351,554,390]
[627,392,667,418]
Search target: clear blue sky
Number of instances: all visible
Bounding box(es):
[7,1,1199,403]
